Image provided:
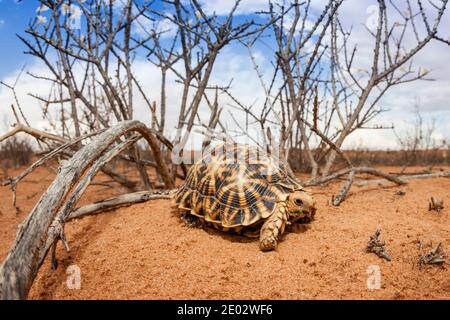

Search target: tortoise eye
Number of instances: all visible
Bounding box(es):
[294,199,303,206]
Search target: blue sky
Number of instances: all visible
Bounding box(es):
[0,0,449,149]
[0,0,38,79]
[0,0,270,78]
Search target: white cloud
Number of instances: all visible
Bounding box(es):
[1,0,449,151]
[132,14,177,38]
[195,0,332,16]
[197,0,271,15]
[36,15,47,25]
[0,60,57,132]
[36,4,50,13]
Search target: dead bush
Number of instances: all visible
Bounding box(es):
[0,136,34,169]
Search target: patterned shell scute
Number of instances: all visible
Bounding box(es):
[176,143,302,228]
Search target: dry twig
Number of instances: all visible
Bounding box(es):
[428,197,444,212]
[365,228,391,261]
[68,190,173,221]
[418,242,447,268]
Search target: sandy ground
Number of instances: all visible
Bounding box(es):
[0,165,449,299]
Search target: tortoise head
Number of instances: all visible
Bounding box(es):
[285,189,316,223]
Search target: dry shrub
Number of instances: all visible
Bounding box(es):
[343,148,449,167]
[0,136,34,169]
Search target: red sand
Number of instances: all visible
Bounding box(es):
[1,165,449,299]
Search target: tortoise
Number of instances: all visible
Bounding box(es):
[174,143,316,251]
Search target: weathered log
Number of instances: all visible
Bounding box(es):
[0,120,174,299]
[44,135,141,271]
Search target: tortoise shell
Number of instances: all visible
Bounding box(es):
[175,143,303,228]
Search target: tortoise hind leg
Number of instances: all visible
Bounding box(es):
[181,211,202,228]
[259,204,288,251]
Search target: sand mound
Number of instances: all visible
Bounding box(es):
[1,166,449,299]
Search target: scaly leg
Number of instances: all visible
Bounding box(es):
[181,211,202,228]
[259,203,288,251]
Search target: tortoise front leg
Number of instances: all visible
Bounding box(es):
[259,204,288,251]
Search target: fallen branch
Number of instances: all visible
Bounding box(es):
[332,171,354,206]
[0,123,66,144]
[119,154,186,181]
[1,119,177,210]
[354,170,450,186]
[401,171,450,180]
[305,166,407,206]
[67,190,173,221]
[353,167,408,185]
[101,165,138,191]
[44,134,142,269]
[305,167,407,187]
[0,120,174,299]
[0,129,136,211]
[301,116,408,206]
[1,130,105,188]
[321,169,449,206]
[58,150,139,192]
